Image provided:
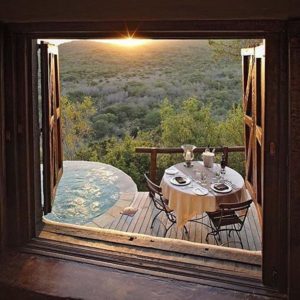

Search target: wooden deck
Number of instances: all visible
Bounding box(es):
[104,192,262,251]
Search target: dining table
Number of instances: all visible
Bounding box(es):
[160,161,248,229]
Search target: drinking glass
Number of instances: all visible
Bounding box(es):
[213,168,221,183]
[200,171,207,185]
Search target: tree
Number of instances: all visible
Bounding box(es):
[160,97,218,147]
[102,133,154,188]
[208,39,262,63]
[217,105,245,175]
[61,96,96,160]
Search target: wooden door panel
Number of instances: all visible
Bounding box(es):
[40,42,63,214]
[242,44,265,224]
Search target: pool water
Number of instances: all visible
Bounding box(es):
[45,161,132,225]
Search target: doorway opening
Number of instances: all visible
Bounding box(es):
[37,38,264,266]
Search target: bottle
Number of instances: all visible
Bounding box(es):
[220,154,226,174]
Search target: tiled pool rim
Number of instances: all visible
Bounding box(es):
[44,161,138,227]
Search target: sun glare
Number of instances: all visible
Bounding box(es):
[94,38,150,47]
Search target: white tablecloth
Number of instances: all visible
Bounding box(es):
[160,161,248,228]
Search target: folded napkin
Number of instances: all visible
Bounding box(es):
[213,183,228,191]
[120,206,138,216]
[193,187,208,195]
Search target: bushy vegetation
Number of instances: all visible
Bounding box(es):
[58,40,257,189]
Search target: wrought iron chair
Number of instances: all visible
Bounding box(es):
[144,173,188,237]
[205,199,253,248]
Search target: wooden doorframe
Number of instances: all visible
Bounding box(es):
[0,23,5,252]
[287,20,300,299]
[263,32,288,291]
[1,20,289,293]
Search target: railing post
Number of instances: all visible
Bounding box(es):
[223,146,229,166]
[150,148,157,183]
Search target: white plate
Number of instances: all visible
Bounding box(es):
[210,183,232,194]
[193,187,208,196]
[165,167,178,175]
[170,176,191,186]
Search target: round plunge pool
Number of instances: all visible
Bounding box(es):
[44,161,137,225]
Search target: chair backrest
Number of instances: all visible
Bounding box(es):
[144,173,170,213]
[217,199,253,229]
[219,199,253,212]
[144,173,162,197]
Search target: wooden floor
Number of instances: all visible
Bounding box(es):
[104,192,262,251]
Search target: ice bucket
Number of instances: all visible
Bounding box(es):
[202,151,215,168]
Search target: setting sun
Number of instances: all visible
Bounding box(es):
[94,38,150,47]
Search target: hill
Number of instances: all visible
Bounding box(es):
[59,40,242,123]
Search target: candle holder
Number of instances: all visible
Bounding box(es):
[181,144,196,168]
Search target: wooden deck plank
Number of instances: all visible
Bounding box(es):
[243,218,257,251]
[107,213,123,230]
[107,192,262,251]
[184,215,194,242]
[115,193,142,231]
[107,193,140,230]
[248,206,261,250]
[144,203,160,236]
[132,193,152,234]
[247,209,259,250]
[251,204,262,242]
[126,192,148,233]
[252,204,262,240]
[248,205,262,250]
[138,194,155,235]
[152,214,165,237]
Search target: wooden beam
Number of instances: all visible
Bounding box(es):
[243,56,254,111]
[244,115,253,127]
[150,149,157,183]
[0,24,5,251]
[256,126,263,146]
[262,32,288,292]
[288,35,300,299]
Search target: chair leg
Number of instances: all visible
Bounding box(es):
[182,225,189,238]
[213,232,220,245]
[205,232,210,243]
[217,231,221,242]
[206,232,213,243]
[206,231,221,245]
[233,224,244,249]
[164,222,175,237]
[151,210,163,229]
[206,219,216,243]
[183,225,188,234]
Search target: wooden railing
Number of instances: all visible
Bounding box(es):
[135,146,245,183]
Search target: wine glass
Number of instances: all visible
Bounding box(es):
[200,171,208,186]
[213,168,221,183]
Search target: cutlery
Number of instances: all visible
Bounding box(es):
[223,180,237,189]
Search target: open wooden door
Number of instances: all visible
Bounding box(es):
[40,42,63,214]
[241,44,265,225]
